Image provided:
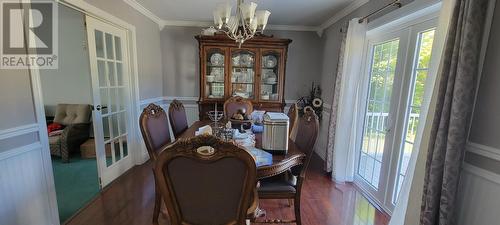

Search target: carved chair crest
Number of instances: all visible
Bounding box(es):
[169,99,185,111]
[143,103,165,118]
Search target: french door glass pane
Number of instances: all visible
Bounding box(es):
[358,39,400,189]
[94,29,130,168]
[393,29,435,202]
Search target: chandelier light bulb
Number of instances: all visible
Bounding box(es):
[213,11,223,29]
[255,10,271,31]
[216,2,232,24]
[240,2,257,24]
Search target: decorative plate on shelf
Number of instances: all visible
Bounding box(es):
[240,54,254,67]
[264,55,277,68]
[232,55,240,66]
[210,53,224,66]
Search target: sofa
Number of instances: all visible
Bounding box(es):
[48,104,91,162]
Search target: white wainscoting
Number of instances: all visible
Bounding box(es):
[456,142,500,225]
[0,124,59,225]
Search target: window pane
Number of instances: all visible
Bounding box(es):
[358,39,400,189]
[105,33,114,60]
[94,30,104,58]
[393,29,436,203]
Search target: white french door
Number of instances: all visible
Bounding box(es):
[86,16,134,187]
[355,18,437,212]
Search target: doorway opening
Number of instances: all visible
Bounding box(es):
[40,4,97,223]
[39,3,137,223]
[354,16,437,213]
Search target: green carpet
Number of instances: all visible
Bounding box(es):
[52,155,100,223]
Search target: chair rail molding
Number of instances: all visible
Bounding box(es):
[466,142,500,163]
[0,123,39,141]
[0,142,42,161]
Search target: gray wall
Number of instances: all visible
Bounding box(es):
[319,0,415,104]
[455,1,500,224]
[465,0,500,184]
[40,5,92,116]
[160,26,323,100]
[468,0,500,149]
[84,0,163,100]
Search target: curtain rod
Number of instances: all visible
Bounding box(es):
[358,0,403,24]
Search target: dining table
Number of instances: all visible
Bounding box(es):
[177,120,306,179]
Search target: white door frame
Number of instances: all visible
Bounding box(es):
[28,0,144,223]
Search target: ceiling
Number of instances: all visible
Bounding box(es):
[134,0,354,27]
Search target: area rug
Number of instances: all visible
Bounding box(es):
[52,156,100,223]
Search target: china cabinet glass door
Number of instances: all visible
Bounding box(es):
[260,49,282,102]
[204,47,226,99]
[230,48,256,99]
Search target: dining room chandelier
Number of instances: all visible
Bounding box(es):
[212,0,271,47]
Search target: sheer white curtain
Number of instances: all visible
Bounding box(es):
[330,18,367,183]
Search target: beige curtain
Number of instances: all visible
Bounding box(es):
[324,22,348,174]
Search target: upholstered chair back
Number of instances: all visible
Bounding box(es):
[287,103,299,141]
[155,135,257,225]
[139,104,172,161]
[53,104,91,125]
[224,96,253,119]
[168,99,189,138]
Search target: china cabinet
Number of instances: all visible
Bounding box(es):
[196,34,291,119]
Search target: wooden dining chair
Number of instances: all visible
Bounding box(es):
[154,135,259,225]
[287,103,299,142]
[168,99,189,138]
[257,109,319,225]
[224,96,253,119]
[139,103,172,225]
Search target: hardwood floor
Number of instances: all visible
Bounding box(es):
[65,154,389,225]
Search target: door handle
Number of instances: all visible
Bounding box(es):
[91,105,102,111]
[384,116,392,133]
[91,105,108,111]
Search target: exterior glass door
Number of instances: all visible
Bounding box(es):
[359,38,400,189]
[355,18,437,212]
[85,16,133,187]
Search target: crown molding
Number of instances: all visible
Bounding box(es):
[317,0,369,35]
[122,0,368,35]
[123,0,164,29]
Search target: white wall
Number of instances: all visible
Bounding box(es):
[40,5,92,116]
